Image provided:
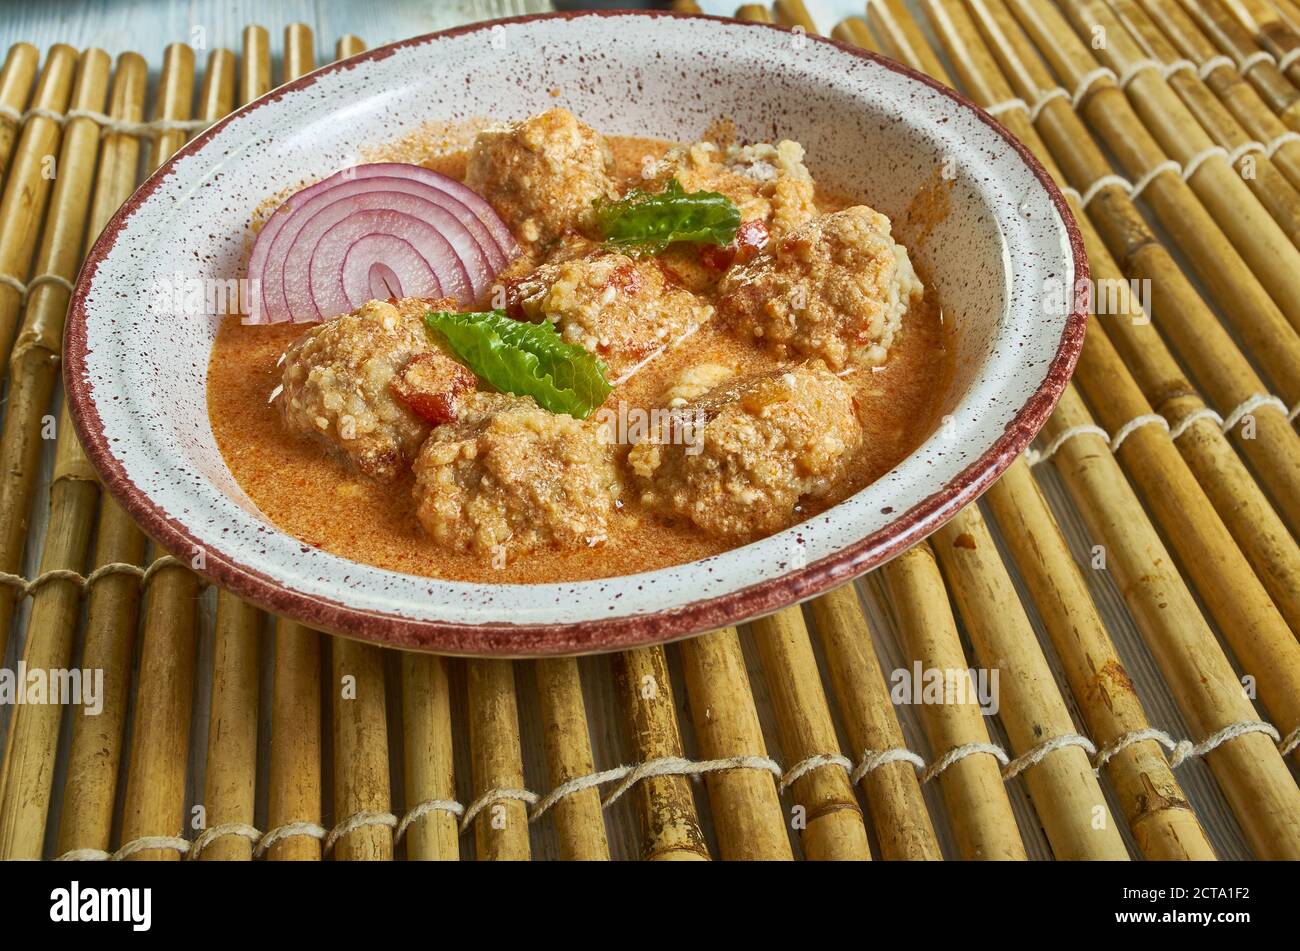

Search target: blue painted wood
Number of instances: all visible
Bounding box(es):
[0,0,552,84]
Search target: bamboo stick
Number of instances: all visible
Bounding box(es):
[1074,0,1300,303]
[199,593,260,861]
[330,638,393,861]
[808,585,942,860]
[283,23,313,85]
[1219,0,1300,85]
[881,547,1027,861]
[258,28,328,864]
[1004,0,1300,396]
[931,508,1130,860]
[1138,0,1300,192]
[831,17,877,48]
[336,35,366,60]
[400,653,459,860]
[749,608,872,860]
[534,658,609,860]
[971,0,1300,535]
[773,0,817,32]
[610,647,709,860]
[118,559,201,861]
[116,42,200,864]
[1042,387,1300,858]
[0,44,76,377]
[867,0,951,78]
[678,629,792,860]
[55,501,146,857]
[241,25,271,104]
[985,460,1217,860]
[265,621,322,861]
[735,6,773,25]
[0,49,109,859]
[466,660,531,861]
[1177,0,1300,127]
[0,44,38,184]
[51,50,146,856]
[1108,0,1300,241]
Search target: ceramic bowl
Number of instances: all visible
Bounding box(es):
[65,11,1086,656]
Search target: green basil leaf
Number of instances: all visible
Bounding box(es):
[593,178,741,253]
[424,310,611,419]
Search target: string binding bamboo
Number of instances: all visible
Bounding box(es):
[987,89,1300,203]
[0,103,211,138]
[0,271,73,305]
[1025,393,1296,467]
[0,554,204,599]
[1197,54,1236,78]
[49,713,1300,862]
[1238,49,1274,72]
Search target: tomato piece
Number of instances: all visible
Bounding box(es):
[391,352,476,426]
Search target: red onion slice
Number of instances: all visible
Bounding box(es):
[287,203,469,320]
[339,235,443,305]
[245,162,520,324]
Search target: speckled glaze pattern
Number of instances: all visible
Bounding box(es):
[65,11,1086,656]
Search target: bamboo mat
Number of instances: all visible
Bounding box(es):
[0,0,1297,861]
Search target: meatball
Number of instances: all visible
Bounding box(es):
[636,139,815,292]
[466,108,614,252]
[412,392,621,558]
[645,139,818,239]
[716,206,922,371]
[279,297,473,481]
[506,246,715,382]
[627,363,862,538]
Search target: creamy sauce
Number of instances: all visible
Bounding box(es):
[207,136,954,584]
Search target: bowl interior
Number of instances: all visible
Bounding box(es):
[67,12,1079,654]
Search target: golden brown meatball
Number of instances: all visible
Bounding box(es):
[279,297,471,481]
[716,206,922,371]
[412,392,621,559]
[506,246,715,382]
[466,108,614,252]
[627,362,861,538]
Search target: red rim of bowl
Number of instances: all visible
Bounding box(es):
[63,10,1088,657]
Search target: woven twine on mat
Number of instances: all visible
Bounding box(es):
[53,721,1298,861]
[0,555,201,600]
[0,103,211,137]
[1023,395,1297,467]
[981,66,1300,210]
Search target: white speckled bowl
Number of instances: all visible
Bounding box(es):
[66,11,1085,656]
